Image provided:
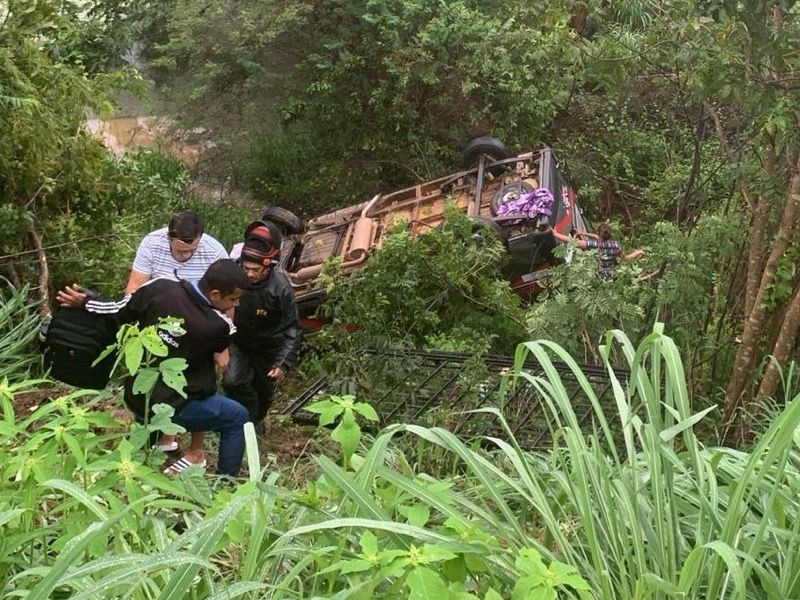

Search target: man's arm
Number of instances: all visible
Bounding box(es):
[622,248,645,260]
[126,235,156,294]
[125,269,150,295]
[268,287,302,378]
[56,283,138,323]
[552,229,588,250]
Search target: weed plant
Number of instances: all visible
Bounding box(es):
[0,281,41,381]
[2,324,799,598]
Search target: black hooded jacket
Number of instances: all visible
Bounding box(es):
[233,268,301,371]
[83,278,234,414]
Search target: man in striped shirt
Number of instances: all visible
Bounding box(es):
[125,211,228,294]
[124,211,229,454]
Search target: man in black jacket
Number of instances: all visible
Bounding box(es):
[56,259,251,476]
[223,221,301,430]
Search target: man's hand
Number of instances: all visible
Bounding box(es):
[267,366,285,380]
[56,284,88,308]
[214,349,230,375]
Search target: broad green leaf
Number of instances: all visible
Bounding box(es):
[339,559,374,574]
[512,575,541,600]
[132,368,159,395]
[404,504,430,528]
[406,567,448,600]
[159,318,186,337]
[159,358,188,398]
[352,401,379,421]
[331,408,360,461]
[141,328,169,356]
[419,544,457,564]
[124,337,144,375]
[306,399,343,426]
[516,548,547,578]
[549,562,590,590]
[360,530,378,555]
[149,403,185,436]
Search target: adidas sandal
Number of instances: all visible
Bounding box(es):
[163,457,207,475]
[153,440,179,452]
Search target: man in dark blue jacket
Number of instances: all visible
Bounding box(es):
[56,259,251,476]
[223,221,301,430]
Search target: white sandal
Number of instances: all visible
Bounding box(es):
[163,456,207,475]
[153,440,179,452]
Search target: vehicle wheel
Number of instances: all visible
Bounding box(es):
[261,206,305,235]
[470,216,508,248]
[461,136,511,173]
[490,181,535,216]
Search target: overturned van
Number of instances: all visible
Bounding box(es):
[264,138,587,331]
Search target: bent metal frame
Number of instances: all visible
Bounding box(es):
[282,348,630,451]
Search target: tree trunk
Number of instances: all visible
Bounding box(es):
[745,147,775,315]
[29,227,51,318]
[723,151,800,427]
[704,101,769,315]
[756,279,800,401]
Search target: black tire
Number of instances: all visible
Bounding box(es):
[437,216,507,248]
[461,136,511,169]
[261,206,305,235]
[490,181,535,216]
[470,216,508,249]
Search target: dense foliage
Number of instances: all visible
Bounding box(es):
[4,326,800,598]
[0,0,254,301]
[317,209,527,354]
[6,1,800,596]
[147,0,580,211]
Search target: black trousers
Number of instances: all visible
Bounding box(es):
[222,342,278,423]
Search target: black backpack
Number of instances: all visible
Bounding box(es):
[42,307,118,390]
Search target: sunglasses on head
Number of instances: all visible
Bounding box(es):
[169,232,199,245]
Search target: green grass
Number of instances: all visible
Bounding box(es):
[1,324,799,598]
[0,280,41,381]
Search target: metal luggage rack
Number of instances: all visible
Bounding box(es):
[282,348,630,450]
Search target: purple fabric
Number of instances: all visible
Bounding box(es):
[496,187,554,226]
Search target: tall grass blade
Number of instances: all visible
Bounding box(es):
[157,494,252,600]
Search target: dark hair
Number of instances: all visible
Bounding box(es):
[199,259,248,295]
[597,223,613,241]
[168,212,204,243]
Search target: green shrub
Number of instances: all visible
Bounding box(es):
[4,325,800,598]
[0,281,41,381]
[310,208,528,384]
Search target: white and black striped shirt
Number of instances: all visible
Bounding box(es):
[132,227,228,282]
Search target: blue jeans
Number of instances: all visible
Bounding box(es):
[173,393,250,476]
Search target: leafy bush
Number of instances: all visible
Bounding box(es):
[308,209,528,390]
[527,212,739,389]
[0,281,41,382]
[3,326,800,597]
[147,0,579,212]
